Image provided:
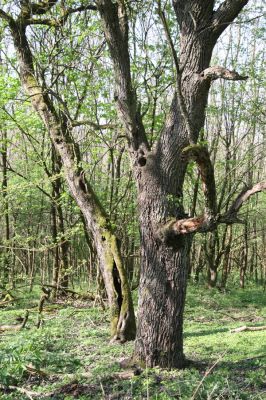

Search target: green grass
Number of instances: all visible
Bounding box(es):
[0,284,265,399]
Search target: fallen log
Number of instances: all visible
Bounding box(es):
[231,325,266,333]
[42,284,95,300]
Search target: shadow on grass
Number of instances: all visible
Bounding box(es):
[184,327,228,337]
[219,354,266,371]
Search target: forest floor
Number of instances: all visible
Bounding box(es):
[0,283,265,399]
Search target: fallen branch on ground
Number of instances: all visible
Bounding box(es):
[231,325,266,333]
[42,284,95,300]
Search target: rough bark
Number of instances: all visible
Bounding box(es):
[0,6,135,342]
[98,0,255,367]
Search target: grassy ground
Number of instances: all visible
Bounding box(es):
[0,284,265,399]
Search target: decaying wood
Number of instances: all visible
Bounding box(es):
[224,182,266,221]
[25,364,48,378]
[201,66,248,81]
[231,325,266,333]
[158,181,266,239]
[182,144,217,217]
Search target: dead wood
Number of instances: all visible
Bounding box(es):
[231,325,266,333]
[42,284,95,300]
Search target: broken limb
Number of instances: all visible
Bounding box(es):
[157,181,266,239]
[201,66,248,82]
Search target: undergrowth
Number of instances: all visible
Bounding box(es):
[0,284,265,399]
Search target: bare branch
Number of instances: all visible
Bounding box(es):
[71,120,116,130]
[7,165,53,200]
[55,4,97,25]
[24,4,97,26]
[201,66,248,82]
[222,181,266,223]
[24,0,59,16]
[231,325,266,333]
[24,17,60,26]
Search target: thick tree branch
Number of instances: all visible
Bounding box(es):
[97,0,149,153]
[21,0,59,16]
[212,0,250,38]
[24,17,60,26]
[183,144,217,217]
[71,120,116,130]
[23,4,97,26]
[201,66,248,82]
[158,0,195,144]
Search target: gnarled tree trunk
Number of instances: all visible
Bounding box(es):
[98,0,254,367]
[0,6,135,342]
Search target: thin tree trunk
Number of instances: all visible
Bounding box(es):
[221,226,232,289]
[51,194,60,299]
[6,15,135,342]
[1,130,11,284]
[240,221,248,289]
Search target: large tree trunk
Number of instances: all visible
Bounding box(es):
[135,217,191,367]
[98,0,251,367]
